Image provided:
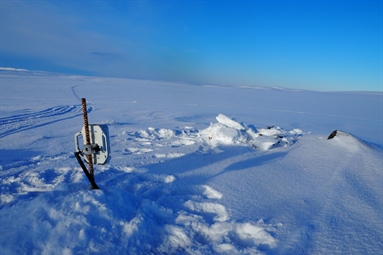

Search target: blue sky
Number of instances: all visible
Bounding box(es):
[1,0,382,91]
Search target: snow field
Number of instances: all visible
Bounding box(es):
[0,70,382,254]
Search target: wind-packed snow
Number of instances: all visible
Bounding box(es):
[0,69,382,254]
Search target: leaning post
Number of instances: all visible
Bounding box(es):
[74,98,110,190]
[81,98,94,178]
[79,98,100,189]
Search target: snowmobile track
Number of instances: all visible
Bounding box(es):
[0,105,89,138]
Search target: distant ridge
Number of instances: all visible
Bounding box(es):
[0,67,29,72]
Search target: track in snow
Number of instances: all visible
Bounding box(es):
[0,105,90,138]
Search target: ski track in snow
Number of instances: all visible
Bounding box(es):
[0,105,91,138]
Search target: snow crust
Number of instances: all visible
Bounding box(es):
[0,70,382,254]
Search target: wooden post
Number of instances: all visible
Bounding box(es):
[81,98,97,188]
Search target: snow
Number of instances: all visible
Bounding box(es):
[216,114,246,130]
[0,69,382,254]
[0,67,28,72]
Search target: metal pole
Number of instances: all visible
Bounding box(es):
[81,98,94,178]
[74,152,99,189]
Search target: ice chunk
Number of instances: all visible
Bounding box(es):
[252,136,279,150]
[199,123,246,147]
[216,114,245,130]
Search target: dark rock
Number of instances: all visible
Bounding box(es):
[327,130,338,140]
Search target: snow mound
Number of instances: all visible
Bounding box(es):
[327,130,369,152]
[199,122,246,146]
[200,114,303,149]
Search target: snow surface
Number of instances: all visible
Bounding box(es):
[0,69,382,254]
